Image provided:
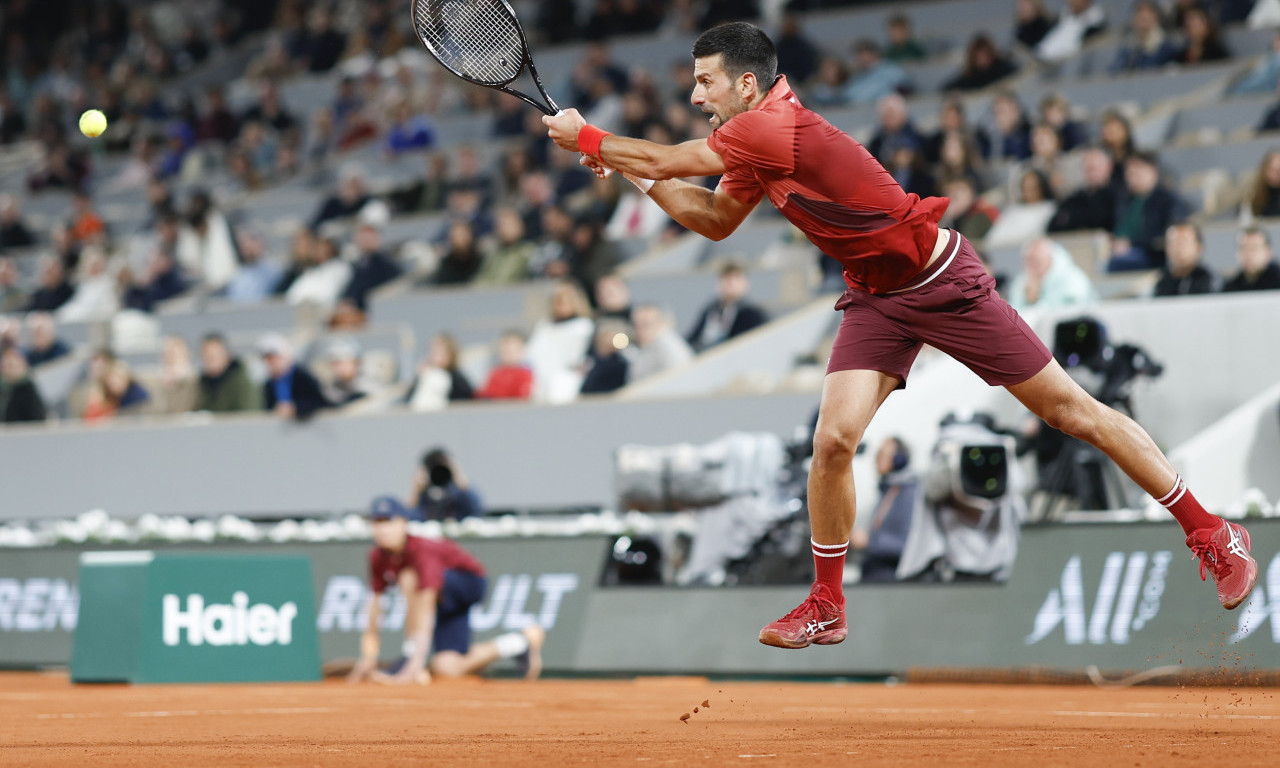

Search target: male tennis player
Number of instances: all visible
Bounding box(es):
[544,21,1257,649]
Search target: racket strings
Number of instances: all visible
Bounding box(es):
[413,0,525,86]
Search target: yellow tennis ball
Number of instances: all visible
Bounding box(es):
[79,109,107,138]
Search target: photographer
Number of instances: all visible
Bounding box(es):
[410,447,483,522]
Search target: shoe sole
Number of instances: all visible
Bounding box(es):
[758,628,847,649]
[1222,525,1259,611]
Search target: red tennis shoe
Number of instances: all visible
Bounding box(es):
[1187,520,1258,610]
[758,583,847,649]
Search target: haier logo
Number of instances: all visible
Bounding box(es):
[0,579,78,632]
[1026,551,1172,646]
[1231,554,1280,643]
[316,573,579,632]
[162,592,298,647]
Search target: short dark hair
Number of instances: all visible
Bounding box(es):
[1241,226,1271,246]
[201,332,229,348]
[692,22,777,89]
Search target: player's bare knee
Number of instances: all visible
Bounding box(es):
[1045,399,1102,444]
[429,657,464,678]
[812,426,861,467]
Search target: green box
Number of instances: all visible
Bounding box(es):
[71,552,321,684]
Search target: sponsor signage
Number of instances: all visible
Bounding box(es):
[70,553,321,683]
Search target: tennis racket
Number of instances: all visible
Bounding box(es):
[409,0,612,175]
[409,0,567,116]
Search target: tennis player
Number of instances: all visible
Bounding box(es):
[544,22,1257,649]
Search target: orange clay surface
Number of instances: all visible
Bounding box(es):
[2,671,1279,767]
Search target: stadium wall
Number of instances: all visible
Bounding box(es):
[4,520,1280,676]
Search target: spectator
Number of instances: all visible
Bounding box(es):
[1049,147,1119,233]
[1222,227,1280,291]
[1247,150,1280,220]
[241,81,298,136]
[177,190,239,292]
[477,330,534,401]
[196,86,239,144]
[627,304,693,383]
[1111,0,1177,72]
[889,145,939,199]
[275,228,318,296]
[323,338,379,406]
[774,14,820,83]
[23,312,69,368]
[300,7,347,73]
[941,177,1000,243]
[57,246,119,324]
[1015,0,1056,51]
[1019,157,1059,204]
[1176,6,1230,65]
[593,272,632,323]
[843,40,909,106]
[580,320,630,394]
[1099,111,1136,186]
[286,236,352,311]
[686,263,768,353]
[849,437,918,583]
[310,164,371,229]
[1230,31,1280,95]
[124,213,187,312]
[225,227,285,304]
[411,447,484,522]
[342,208,402,309]
[884,14,927,63]
[989,90,1032,162]
[475,207,536,286]
[527,280,595,403]
[867,94,924,167]
[259,333,330,420]
[0,346,46,424]
[385,99,435,156]
[1036,0,1107,63]
[0,257,27,313]
[84,360,150,422]
[195,333,262,413]
[68,192,106,245]
[153,336,198,415]
[926,98,991,166]
[1007,237,1099,314]
[934,130,988,191]
[806,56,850,108]
[0,194,36,249]
[432,221,485,286]
[1109,152,1188,271]
[26,256,74,313]
[405,333,475,412]
[943,34,1018,91]
[1038,93,1089,152]
[1154,223,1216,296]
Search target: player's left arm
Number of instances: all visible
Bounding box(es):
[543,110,726,180]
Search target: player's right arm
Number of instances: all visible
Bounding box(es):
[625,173,756,242]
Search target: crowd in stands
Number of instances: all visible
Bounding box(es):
[3,0,1280,428]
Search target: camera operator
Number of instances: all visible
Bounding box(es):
[410,447,484,522]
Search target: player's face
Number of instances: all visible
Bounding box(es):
[691,55,747,130]
[371,517,408,551]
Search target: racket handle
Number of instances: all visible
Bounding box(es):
[555,109,614,178]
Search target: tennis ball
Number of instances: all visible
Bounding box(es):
[79,109,107,138]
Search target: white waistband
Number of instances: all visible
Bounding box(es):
[886,230,961,295]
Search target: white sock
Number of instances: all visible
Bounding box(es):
[493,631,530,659]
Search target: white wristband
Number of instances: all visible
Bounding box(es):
[627,175,655,194]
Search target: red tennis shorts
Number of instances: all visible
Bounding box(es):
[827,231,1052,388]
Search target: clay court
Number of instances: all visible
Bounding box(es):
[2,671,1278,767]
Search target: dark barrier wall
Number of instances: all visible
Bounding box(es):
[4,521,1280,675]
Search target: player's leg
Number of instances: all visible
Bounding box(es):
[758,368,899,649]
[1005,361,1257,608]
[428,570,545,678]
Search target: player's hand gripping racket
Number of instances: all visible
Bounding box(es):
[409,0,611,176]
